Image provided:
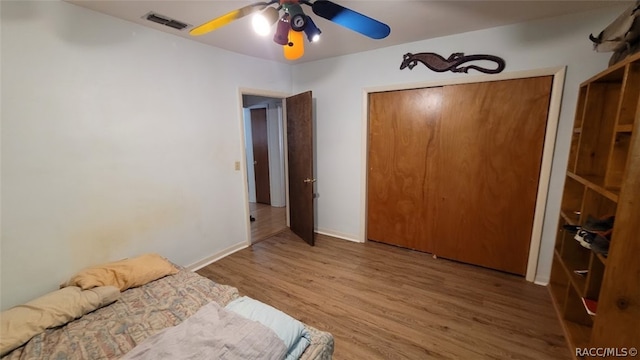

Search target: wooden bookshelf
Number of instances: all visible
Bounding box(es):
[549,52,640,359]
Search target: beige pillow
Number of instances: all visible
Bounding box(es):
[61,253,178,291]
[0,286,120,356]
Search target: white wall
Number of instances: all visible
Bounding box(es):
[0,0,291,310]
[292,7,626,283]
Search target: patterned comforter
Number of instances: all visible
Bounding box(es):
[3,270,333,360]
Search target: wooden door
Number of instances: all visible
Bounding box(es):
[433,77,552,275]
[286,91,315,246]
[367,77,552,275]
[251,108,271,205]
[367,87,443,253]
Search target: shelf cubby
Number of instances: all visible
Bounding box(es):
[568,131,581,173]
[550,252,570,309]
[560,237,591,294]
[575,82,620,180]
[564,321,593,351]
[582,188,617,221]
[563,285,593,343]
[567,172,619,203]
[584,253,605,300]
[604,132,632,190]
[616,62,640,127]
[560,176,584,223]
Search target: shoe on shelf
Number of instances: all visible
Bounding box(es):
[575,229,596,249]
[583,215,615,234]
[591,234,610,257]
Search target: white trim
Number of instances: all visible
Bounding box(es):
[282,98,291,228]
[525,67,566,282]
[360,67,567,282]
[316,229,362,243]
[186,242,249,271]
[237,90,253,246]
[359,91,370,243]
[534,280,549,286]
[239,87,290,100]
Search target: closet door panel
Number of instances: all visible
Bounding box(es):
[432,77,552,275]
[367,88,443,252]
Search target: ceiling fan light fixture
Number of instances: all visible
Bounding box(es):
[252,6,279,36]
[303,15,321,42]
[284,3,307,32]
[190,0,391,60]
[273,14,291,46]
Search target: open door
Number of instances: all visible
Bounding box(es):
[286,91,315,245]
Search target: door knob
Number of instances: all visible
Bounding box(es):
[254,161,258,165]
[303,178,317,183]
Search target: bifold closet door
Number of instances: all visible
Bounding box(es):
[432,77,552,275]
[367,87,443,253]
[367,77,553,275]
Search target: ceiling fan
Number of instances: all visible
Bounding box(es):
[189,0,391,60]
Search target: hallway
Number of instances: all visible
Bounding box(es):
[249,202,286,243]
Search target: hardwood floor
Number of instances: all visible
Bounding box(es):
[249,202,286,243]
[197,230,570,360]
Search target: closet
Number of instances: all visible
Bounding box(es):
[367,76,553,275]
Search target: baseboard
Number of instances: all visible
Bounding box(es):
[186,242,249,272]
[534,279,549,286]
[315,229,363,243]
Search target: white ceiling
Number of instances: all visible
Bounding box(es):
[67,0,630,64]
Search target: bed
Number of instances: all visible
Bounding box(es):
[1,257,334,360]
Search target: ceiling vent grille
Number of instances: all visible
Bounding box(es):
[143,12,190,31]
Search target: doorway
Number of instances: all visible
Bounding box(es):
[242,94,287,243]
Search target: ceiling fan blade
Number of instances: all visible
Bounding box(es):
[284,29,305,60]
[190,3,267,36]
[311,0,390,39]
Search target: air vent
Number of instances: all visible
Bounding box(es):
[143,12,190,31]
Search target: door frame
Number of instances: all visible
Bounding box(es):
[360,67,567,282]
[238,88,291,246]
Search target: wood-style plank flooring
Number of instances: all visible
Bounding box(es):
[249,202,286,244]
[197,230,570,360]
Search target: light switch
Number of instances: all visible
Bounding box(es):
[234,161,241,171]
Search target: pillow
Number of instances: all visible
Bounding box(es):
[284,330,311,360]
[0,286,120,356]
[61,253,178,291]
[225,296,309,356]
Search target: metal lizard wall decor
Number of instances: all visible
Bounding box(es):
[400,52,506,74]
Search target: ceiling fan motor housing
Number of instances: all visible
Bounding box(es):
[283,3,307,31]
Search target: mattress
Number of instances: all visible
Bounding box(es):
[2,269,333,360]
